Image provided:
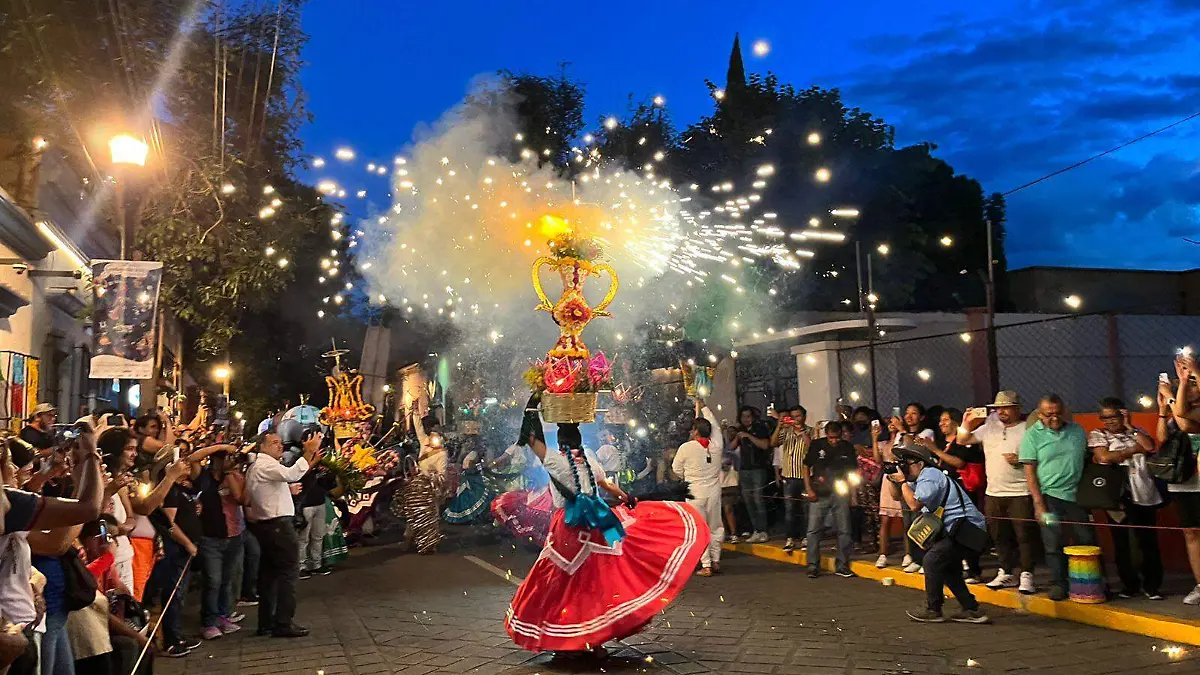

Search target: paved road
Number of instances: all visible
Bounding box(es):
[158,539,1198,675]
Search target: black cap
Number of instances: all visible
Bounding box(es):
[894,445,937,466]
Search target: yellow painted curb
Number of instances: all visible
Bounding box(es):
[723,542,1200,646]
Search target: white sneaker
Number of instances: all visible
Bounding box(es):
[728,535,739,544]
[783,538,795,552]
[962,560,970,571]
[916,566,924,575]
[901,554,914,568]
[964,575,982,585]
[903,562,922,574]
[1018,571,1036,595]
[748,532,769,544]
[875,554,888,569]
[986,569,1016,589]
[1184,585,1200,606]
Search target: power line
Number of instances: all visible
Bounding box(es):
[1002,109,1200,197]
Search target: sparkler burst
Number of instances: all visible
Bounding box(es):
[353,94,829,333]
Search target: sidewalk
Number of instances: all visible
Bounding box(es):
[723,539,1200,646]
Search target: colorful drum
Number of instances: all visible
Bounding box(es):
[1064,545,1105,604]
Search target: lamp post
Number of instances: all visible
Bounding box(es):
[212,365,232,399]
[108,134,148,260]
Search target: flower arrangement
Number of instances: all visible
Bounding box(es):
[523,351,615,395]
[547,231,603,262]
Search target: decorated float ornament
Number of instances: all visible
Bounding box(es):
[318,343,376,439]
[680,360,716,398]
[531,227,618,360]
[527,226,621,424]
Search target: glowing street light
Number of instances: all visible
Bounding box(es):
[1064,295,1082,309]
[109,134,148,167]
[814,168,831,183]
[806,132,821,145]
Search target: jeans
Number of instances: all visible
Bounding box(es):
[806,495,853,570]
[146,539,191,644]
[41,611,74,675]
[781,478,807,539]
[248,517,300,631]
[739,468,769,533]
[923,535,979,613]
[1039,495,1098,593]
[297,504,327,571]
[985,494,1037,573]
[199,534,242,627]
[1112,503,1163,594]
[240,528,261,599]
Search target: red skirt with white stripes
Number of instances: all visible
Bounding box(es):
[505,500,708,652]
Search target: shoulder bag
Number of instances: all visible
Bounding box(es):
[60,549,99,612]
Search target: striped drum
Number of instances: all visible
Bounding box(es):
[1064,545,1105,603]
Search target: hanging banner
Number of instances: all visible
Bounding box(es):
[89,260,164,380]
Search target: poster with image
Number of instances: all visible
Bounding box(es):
[89,260,163,380]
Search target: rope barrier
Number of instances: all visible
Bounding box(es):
[127,554,193,675]
[730,484,1198,532]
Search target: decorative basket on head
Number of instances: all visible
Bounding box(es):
[524,229,621,424]
[541,392,599,424]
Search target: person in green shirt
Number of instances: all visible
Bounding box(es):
[1019,394,1099,601]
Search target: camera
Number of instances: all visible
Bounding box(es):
[52,424,79,448]
[882,461,899,475]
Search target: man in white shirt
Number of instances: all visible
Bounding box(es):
[958,391,1036,593]
[672,399,724,576]
[594,430,622,482]
[245,429,322,638]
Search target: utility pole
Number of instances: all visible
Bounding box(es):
[985,216,999,396]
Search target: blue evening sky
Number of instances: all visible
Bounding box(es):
[299,0,1200,271]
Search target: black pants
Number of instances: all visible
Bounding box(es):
[1112,503,1163,595]
[923,535,979,613]
[248,516,301,631]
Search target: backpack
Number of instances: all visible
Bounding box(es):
[1147,428,1197,484]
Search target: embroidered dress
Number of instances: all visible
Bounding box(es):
[492,487,553,546]
[444,463,492,524]
[505,447,708,652]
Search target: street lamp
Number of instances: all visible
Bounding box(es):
[109,135,148,166]
[212,365,232,398]
[109,134,148,260]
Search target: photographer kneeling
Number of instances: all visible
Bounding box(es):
[886,446,990,624]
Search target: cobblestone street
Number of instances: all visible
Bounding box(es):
[156,538,1199,675]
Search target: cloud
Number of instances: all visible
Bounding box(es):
[835,0,1200,270]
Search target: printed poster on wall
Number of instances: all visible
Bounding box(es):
[89,260,163,380]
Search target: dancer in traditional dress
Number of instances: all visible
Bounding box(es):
[490,442,554,546]
[505,400,709,654]
[443,440,492,524]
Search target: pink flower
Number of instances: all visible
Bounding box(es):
[588,351,612,385]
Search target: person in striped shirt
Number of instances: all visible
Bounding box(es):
[772,405,814,552]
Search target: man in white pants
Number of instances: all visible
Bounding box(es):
[673,398,724,576]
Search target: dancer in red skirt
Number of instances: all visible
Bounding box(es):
[505,405,709,654]
[491,485,553,546]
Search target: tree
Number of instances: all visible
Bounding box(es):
[1,0,351,422]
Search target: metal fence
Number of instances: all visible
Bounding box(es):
[834,313,1200,414]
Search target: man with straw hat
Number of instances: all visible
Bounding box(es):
[958,391,1037,595]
